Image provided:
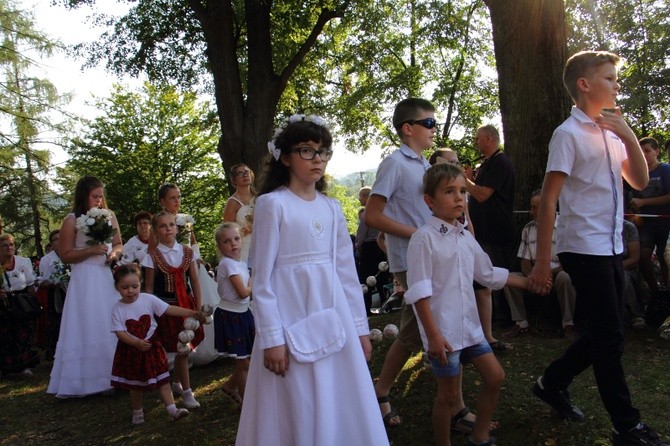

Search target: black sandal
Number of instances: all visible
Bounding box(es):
[377,395,401,427]
[452,406,475,434]
[451,406,500,435]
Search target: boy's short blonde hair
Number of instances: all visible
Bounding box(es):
[563,50,622,102]
[423,163,464,198]
[392,98,435,139]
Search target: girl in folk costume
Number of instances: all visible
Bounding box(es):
[157,183,220,367]
[235,115,388,446]
[141,211,203,409]
[110,264,203,424]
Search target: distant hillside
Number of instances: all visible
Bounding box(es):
[331,169,377,193]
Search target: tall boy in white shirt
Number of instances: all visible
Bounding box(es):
[528,50,668,446]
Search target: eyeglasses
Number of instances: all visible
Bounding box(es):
[234,170,251,177]
[291,146,333,161]
[403,118,437,129]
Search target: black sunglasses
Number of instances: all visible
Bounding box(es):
[402,118,437,129]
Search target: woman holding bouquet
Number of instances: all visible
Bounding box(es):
[47,176,123,398]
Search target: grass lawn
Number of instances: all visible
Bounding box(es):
[1,312,668,445]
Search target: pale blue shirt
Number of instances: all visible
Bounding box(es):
[405,216,508,351]
[547,106,627,255]
[370,144,431,273]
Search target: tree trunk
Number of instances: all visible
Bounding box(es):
[189,0,345,192]
[484,0,572,216]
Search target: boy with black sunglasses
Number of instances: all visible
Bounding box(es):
[365,98,434,428]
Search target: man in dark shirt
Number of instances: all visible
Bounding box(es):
[466,124,516,323]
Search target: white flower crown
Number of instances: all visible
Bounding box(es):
[267,114,329,161]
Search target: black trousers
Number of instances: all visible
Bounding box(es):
[543,253,640,432]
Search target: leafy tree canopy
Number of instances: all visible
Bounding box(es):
[60,0,499,176]
[566,0,670,143]
[0,0,70,255]
[65,82,226,261]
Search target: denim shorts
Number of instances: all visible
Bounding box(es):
[428,340,492,378]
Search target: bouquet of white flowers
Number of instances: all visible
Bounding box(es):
[75,207,117,245]
[175,213,195,245]
[50,260,71,287]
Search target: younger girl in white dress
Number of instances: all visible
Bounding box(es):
[47,176,123,398]
[213,223,254,406]
[110,264,201,424]
[235,115,388,446]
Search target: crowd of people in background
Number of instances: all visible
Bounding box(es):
[0,49,669,446]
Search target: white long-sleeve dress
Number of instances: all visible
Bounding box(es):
[236,187,388,446]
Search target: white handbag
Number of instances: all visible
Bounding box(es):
[283,199,346,363]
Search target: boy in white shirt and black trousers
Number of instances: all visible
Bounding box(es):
[528,50,668,446]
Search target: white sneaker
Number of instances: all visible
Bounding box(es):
[171,382,183,395]
[132,413,145,425]
[171,408,189,422]
[182,393,200,409]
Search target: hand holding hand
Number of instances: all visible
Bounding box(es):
[192,311,206,324]
[528,262,552,295]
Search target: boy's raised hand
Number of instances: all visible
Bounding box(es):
[594,107,636,143]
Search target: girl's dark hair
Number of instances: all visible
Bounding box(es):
[73,176,106,217]
[258,120,332,196]
[133,211,153,226]
[158,183,178,201]
[113,263,142,286]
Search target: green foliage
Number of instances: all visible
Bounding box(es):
[279,0,499,154]
[65,83,227,261]
[62,0,499,173]
[328,179,362,234]
[0,0,70,256]
[566,0,670,142]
